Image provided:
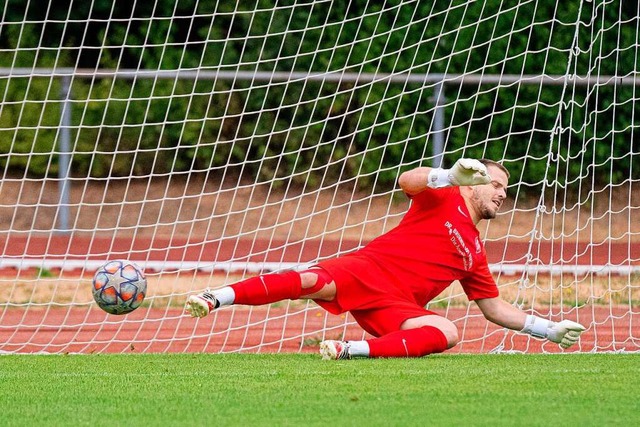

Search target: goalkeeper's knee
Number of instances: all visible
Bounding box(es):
[299,268,335,298]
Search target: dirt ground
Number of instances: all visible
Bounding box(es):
[1,174,639,242]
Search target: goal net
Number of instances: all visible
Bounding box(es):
[1,1,638,354]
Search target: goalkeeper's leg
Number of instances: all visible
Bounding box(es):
[321,314,458,359]
[185,268,335,318]
[321,326,451,360]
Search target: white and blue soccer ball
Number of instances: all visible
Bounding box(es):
[92,260,147,315]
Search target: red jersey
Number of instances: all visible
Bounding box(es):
[319,187,499,311]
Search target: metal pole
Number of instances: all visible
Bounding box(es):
[1,68,637,87]
[432,80,445,168]
[57,75,71,233]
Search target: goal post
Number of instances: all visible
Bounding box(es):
[0,0,638,354]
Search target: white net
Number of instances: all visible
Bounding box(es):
[0,0,638,354]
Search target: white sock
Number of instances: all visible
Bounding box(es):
[347,340,370,358]
[213,287,235,307]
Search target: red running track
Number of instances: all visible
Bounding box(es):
[2,235,640,266]
[1,305,638,355]
[1,235,639,354]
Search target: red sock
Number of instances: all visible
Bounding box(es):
[367,326,449,358]
[230,271,302,305]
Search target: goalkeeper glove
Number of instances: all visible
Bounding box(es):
[427,158,492,189]
[522,315,586,349]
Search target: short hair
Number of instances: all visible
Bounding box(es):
[478,158,510,179]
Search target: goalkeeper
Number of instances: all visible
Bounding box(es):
[186,158,586,359]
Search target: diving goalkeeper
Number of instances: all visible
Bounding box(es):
[186,158,586,359]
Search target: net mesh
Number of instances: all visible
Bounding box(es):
[0,0,638,353]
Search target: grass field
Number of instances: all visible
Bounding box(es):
[0,353,638,426]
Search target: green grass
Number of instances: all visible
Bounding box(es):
[0,353,638,426]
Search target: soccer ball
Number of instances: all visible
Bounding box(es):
[92,260,147,315]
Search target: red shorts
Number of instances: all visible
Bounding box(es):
[314,256,437,337]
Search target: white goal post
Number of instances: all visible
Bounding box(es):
[0,0,638,354]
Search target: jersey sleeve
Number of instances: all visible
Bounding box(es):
[459,260,499,300]
[409,187,459,209]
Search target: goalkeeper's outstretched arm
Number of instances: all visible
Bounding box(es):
[399,158,492,196]
[475,297,586,349]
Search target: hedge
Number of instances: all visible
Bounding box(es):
[0,0,637,190]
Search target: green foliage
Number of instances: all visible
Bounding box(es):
[0,0,637,190]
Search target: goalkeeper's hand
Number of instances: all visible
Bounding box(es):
[427,158,492,188]
[547,320,586,349]
[522,315,586,349]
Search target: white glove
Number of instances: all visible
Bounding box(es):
[522,315,586,349]
[547,320,586,349]
[427,158,492,188]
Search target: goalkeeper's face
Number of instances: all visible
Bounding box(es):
[471,166,509,220]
